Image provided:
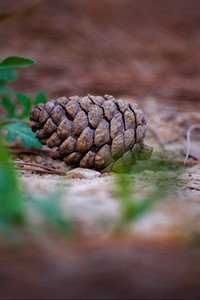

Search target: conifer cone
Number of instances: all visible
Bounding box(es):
[28,95,152,172]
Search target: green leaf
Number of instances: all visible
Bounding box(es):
[0,70,18,84]
[2,123,42,149]
[16,93,32,119]
[0,56,36,70]
[34,91,47,105]
[1,96,16,118]
[0,137,25,226]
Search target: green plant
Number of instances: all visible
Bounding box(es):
[114,162,179,231]
[0,56,72,240]
[0,56,47,149]
[0,136,72,239]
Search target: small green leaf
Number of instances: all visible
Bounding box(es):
[34,91,47,105]
[0,56,36,70]
[0,70,18,84]
[16,93,32,119]
[1,96,16,118]
[2,123,42,149]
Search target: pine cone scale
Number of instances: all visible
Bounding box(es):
[110,112,124,139]
[57,118,72,139]
[94,119,110,148]
[72,111,88,136]
[76,127,94,153]
[50,105,65,125]
[88,105,103,128]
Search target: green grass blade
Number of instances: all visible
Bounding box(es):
[115,173,137,224]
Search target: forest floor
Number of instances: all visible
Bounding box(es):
[2,95,198,299]
[14,96,200,240]
[0,0,200,298]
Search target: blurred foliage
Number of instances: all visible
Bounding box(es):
[114,162,180,230]
[0,56,73,240]
[0,137,72,240]
[0,56,47,149]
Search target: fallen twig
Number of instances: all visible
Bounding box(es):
[14,167,62,175]
[15,162,66,175]
[10,147,50,155]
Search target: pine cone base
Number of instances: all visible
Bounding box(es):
[28,95,152,172]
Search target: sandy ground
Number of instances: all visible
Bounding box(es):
[15,97,200,241]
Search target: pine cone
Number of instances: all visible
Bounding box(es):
[28,95,152,172]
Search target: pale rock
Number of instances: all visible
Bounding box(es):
[66,168,101,179]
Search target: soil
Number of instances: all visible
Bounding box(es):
[16,96,200,239]
[0,1,200,299]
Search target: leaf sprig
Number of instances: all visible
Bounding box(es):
[0,56,47,149]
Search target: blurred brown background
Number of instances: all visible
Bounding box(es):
[1,0,200,103]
